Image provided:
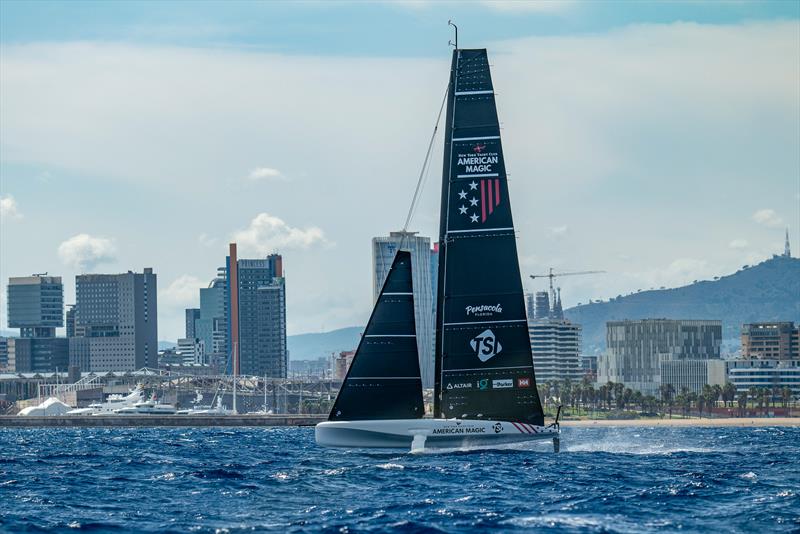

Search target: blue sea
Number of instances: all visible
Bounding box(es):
[1,426,798,533]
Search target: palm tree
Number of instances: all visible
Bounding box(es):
[748,386,759,412]
[781,387,792,409]
[737,390,748,417]
[723,383,737,408]
[613,382,625,409]
[660,383,675,418]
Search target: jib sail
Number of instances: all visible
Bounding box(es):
[329,250,424,421]
[434,49,545,426]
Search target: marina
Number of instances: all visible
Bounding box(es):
[0,414,324,427]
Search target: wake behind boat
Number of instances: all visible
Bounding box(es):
[316,45,560,452]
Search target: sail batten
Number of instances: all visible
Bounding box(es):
[434,49,545,425]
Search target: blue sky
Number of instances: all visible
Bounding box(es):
[1,1,798,342]
[2,1,798,54]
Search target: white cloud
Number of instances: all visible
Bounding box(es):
[57,234,116,271]
[548,225,569,238]
[728,239,748,249]
[246,167,287,182]
[0,195,21,219]
[159,274,203,310]
[197,233,218,248]
[479,0,574,13]
[232,213,328,256]
[751,208,783,228]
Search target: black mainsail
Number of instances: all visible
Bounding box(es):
[434,49,545,426]
[329,250,424,421]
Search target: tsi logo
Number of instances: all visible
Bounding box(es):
[492,379,513,389]
[470,329,503,362]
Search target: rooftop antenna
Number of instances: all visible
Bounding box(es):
[448,20,458,49]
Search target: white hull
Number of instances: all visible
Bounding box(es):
[316,418,560,450]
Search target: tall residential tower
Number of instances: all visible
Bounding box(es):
[372,231,437,388]
[226,244,287,378]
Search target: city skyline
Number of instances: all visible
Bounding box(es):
[1,2,799,342]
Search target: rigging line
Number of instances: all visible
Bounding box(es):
[401,83,449,235]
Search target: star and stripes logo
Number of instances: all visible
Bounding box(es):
[456,179,502,224]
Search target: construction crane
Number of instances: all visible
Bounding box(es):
[528,268,606,318]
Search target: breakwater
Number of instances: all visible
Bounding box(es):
[0,414,326,427]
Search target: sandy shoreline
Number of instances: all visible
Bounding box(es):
[561,417,800,427]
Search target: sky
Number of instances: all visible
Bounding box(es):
[1,0,798,342]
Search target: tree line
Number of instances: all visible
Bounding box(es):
[536,378,795,418]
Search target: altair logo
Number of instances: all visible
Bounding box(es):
[470,329,502,362]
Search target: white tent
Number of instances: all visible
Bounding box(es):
[17,397,72,416]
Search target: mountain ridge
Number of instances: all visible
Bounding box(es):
[564,255,800,352]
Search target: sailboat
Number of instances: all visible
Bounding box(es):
[316,47,561,451]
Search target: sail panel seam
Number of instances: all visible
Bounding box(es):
[348,377,422,380]
[447,227,514,234]
[443,319,527,326]
[452,135,500,141]
[442,365,533,372]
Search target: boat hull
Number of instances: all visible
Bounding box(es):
[315,418,559,449]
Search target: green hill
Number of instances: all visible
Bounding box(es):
[287,326,363,361]
[564,255,800,353]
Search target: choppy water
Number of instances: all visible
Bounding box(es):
[1,426,798,533]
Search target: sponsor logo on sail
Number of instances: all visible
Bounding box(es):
[492,379,513,389]
[517,377,531,388]
[470,329,502,362]
[446,382,472,390]
[473,144,486,153]
[493,423,503,433]
[465,304,502,317]
[478,379,489,390]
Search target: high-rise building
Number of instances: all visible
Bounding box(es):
[65,305,76,338]
[7,275,63,338]
[372,231,436,388]
[7,337,69,373]
[529,320,583,383]
[527,289,564,321]
[533,292,550,320]
[741,322,799,360]
[785,227,792,258]
[185,308,201,338]
[70,268,158,372]
[0,337,8,370]
[598,319,722,396]
[177,337,205,365]
[6,275,68,372]
[197,271,228,371]
[227,244,287,378]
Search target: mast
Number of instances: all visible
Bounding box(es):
[433,49,545,425]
